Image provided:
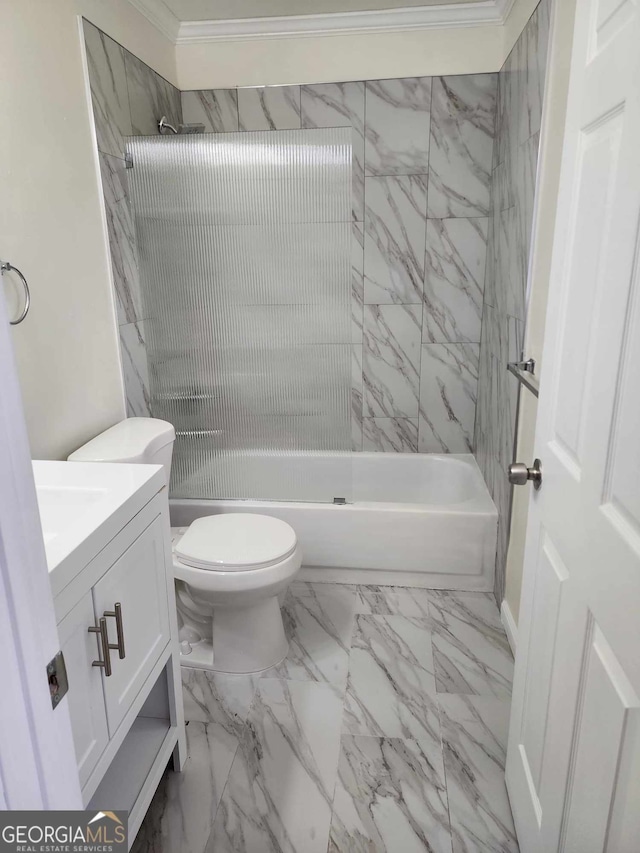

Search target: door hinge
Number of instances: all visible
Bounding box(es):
[47,650,69,710]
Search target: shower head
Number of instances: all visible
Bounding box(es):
[158,116,178,134]
[158,116,206,135]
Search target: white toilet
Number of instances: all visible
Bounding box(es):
[69,417,302,673]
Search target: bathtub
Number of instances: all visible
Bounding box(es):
[170,453,498,591]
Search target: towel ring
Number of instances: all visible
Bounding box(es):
[1,261,31,325]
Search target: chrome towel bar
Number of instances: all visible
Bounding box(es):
[507,358,539,398]
[1,260,31,325]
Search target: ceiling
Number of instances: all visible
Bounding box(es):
[160,0,485,22]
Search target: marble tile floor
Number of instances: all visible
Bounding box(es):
[132,582,517,853]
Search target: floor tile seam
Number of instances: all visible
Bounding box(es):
[201,739,240,853]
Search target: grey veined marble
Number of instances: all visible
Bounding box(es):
[429,592,514,699]
[418,342,479,453]
[363,303,422,419]
[119,321,151,418]
[428,74,497,219]
[301,82,365,222]
[181,89,238,132]
[125,51,182,137]
[365,77,431,176]
[438,694,518,853]
[364,175,428,305]
[208,678,343,853]
[98,153,142,327]
[83,21,131,158]
[329,735,452,853]
[343,615,440,741]
[423,217,488,344]
[238,86,301,131]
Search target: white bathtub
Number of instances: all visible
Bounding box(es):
[170,453,497,591]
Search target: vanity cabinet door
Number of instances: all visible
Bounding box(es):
[58,592,110,787]
[92,514,171,735]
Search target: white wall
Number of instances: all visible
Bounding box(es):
[0,3,121,459]
[79,0,178,85]
[173,0,541,90]
[0,0,175,461]
[176,25,504,89]
[504,0,578,622]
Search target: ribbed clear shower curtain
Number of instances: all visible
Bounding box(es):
[126,129,352,502]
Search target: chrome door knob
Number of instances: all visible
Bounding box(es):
[509,458,542,490]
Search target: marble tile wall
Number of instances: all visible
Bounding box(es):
[83,20,182,417]
[183,75,497,453]
[474,0,552,603]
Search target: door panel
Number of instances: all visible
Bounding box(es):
[57,593,109,787]
[561,622,640,851]
[506,0,640,849]
[92,514,170,734]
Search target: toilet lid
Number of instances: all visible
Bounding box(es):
[175,514,298,572]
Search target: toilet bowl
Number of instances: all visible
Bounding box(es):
[173,513,301,673]
[68,418,302,675]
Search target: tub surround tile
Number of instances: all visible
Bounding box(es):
[363,304,422,419]
[208,678,343,853]
[131,720,234,853]
[343,615,440,740]
[301,81,365,221]
[238,86,301,131]
[98,152,143,326]
[351,344,364,451]
[275,584,357,685]
[329,735,452,853]
[428,75,497,219]
[418,342,479,453]
[352,222,364,344]
[428,592,513,699]
[519,0,551,146]
[475,1,551,605]
[364,175,428,305]
[423,217,488,344]
[181,89,238,132]
[125,51,182,137]
[363,417,418,452]
[365,78,432,176]
[83,21,131,159]
[119,320,151,417]
[438,694,517,853]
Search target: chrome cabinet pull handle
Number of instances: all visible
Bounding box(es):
[1,261,31,325]
[88,617,112,677]
[104,602,126,659]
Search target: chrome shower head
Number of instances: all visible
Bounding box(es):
[158,116,178,135]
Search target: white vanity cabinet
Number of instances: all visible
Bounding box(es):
[37,460,186,849]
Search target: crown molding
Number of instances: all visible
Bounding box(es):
[126,0,181,43]
[177,3,505,43]
[126,0,517,46]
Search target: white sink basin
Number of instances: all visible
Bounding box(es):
[33,460,166,595]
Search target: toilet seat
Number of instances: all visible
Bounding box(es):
[174,514,298,572]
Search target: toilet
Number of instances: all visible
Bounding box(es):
[68,417,302,673]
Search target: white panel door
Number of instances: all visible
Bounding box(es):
[506,1,640,851]
[93,514,171,734]
[57,592,109,788]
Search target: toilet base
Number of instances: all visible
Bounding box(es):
[179,595,290,674]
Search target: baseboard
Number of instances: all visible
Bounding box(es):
[501,599,518,656]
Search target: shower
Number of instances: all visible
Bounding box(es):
[126,128,353,504]
[157,115,205,135]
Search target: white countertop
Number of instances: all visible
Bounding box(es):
[33,460,166,597]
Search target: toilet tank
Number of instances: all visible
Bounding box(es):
[68,418,176,480]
